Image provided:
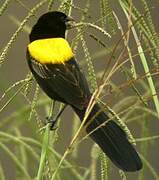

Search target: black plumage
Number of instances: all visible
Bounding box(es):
[27,11,142,171]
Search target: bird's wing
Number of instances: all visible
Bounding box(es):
[28,56,91,109]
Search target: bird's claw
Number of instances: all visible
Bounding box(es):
[46,116,58,131]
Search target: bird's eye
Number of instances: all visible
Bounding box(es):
[60,16,67,22]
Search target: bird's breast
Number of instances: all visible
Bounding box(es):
[27,38,74,64]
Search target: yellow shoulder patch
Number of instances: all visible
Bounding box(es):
[28,38,74,64]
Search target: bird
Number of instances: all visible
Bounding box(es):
[27,11,142,172]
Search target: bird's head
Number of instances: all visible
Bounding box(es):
[29,11,74,42]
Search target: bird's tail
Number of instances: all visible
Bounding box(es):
[73,103,142,172]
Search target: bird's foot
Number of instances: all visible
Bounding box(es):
[46,116,58,131]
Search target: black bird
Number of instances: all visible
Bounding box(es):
[27,11,142,171]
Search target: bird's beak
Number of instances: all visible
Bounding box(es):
[65,16,76,29]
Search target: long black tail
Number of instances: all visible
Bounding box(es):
[73,103,142,172]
